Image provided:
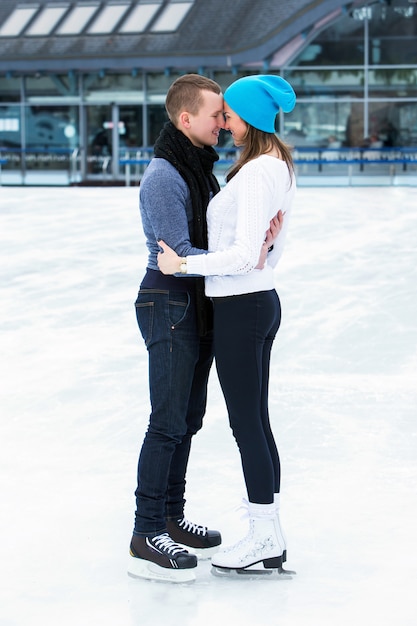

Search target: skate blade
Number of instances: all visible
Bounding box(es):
[211,564,295,579]
[128,558,196,584]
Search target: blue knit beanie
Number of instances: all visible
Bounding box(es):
[224,75,296,133]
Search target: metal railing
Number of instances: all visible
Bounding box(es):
[0,157,7,185]
[1,145,417,186]
[0,146,81,185]
[292,147,417,185]
[119,146,417,186]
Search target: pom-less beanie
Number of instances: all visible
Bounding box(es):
[224,75,296,133]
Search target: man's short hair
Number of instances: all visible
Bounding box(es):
[165,74,221,125]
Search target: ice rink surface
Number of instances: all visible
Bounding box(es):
[1,185,416,626]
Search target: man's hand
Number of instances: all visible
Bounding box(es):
[264,209,285,249]
[255,209,286,269]
[255,242,269,269]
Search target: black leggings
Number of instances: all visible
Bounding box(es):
[212,289,281,504]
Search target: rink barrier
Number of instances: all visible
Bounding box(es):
[0,157,7,185]
[0,147,79,185]
[1,146,417,186]
[119,146,417,186]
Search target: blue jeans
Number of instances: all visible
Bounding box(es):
[133,289,214,536]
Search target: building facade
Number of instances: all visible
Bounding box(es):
[1,0,416,184]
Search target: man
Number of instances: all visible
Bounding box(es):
[128,74,225,583]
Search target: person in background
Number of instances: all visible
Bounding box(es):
[158,74,296,576]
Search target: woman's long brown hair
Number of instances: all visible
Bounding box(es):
[226,125,294,184]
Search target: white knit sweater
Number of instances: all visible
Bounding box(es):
[186,154,296,297]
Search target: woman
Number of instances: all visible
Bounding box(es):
[158,74,296,575]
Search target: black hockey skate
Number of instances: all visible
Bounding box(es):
[128,532,197,583]
[166,517,221,559]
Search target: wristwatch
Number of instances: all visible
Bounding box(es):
[179,258,187,274]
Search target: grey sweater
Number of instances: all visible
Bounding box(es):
[139,157,209,272]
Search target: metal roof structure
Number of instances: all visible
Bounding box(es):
[0,0,362,73]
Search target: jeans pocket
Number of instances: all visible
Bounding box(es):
[135,299,154,346]
[168,292,190,328]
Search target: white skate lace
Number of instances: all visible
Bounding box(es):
[178,517,207,536]
[236,498,250,520]
[152,533,186,555]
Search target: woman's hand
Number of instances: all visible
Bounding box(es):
[157,240,182,275]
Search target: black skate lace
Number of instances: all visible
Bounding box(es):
[152,532,186,555]
[179,517,207,536]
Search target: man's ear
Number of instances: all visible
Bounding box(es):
[178,111,191,129]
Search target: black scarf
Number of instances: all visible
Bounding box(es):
[154,121,220,336]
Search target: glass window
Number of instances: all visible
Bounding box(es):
[146,71,182,99]
[368,69,417,98]
[57,4,99,35]
[119,105,143,148]
[1,106,80,178]
[289,0,417,68]
[213,70,258,93]
[119,2,162,33]
[24,105,78,150]
[86,104,144,174]
[147,104,168,146]
[368,102,416,147]
[150,2,194,32]
[83,72,144,102]
[0,76,21,102]
[368,3,417,64]
[0,5,39,37]
[290,13,365,66]
[301,101,410,148]
[284,69,365,97]
[86,105,112,173]
[26,5,69,36]
[369,37,417,65]
[0,105,21,148]
[88,3,131,34]
[25,74,76,99]
[0,104,22,174]
[283,101,353,148]
[396,103,417,147]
